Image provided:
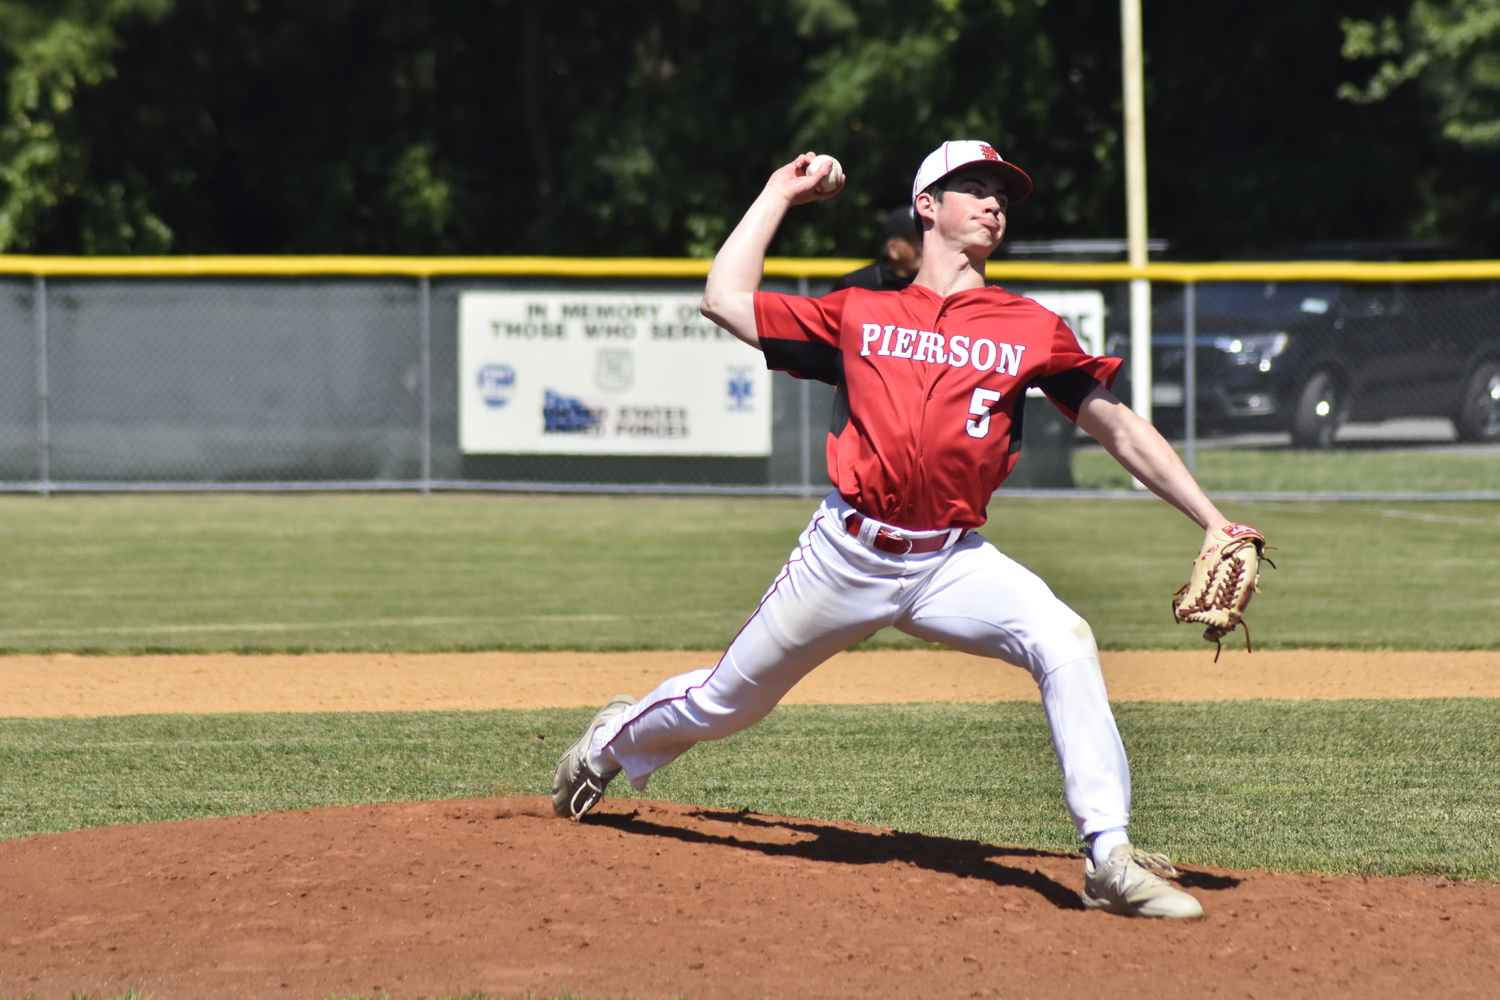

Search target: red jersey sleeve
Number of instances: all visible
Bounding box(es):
[1031,316,1123,421]
[754,289,847,385]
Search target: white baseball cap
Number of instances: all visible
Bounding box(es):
[911,140,1033,205]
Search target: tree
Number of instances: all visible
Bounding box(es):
[1340,0,1500,148]
[47,0,830,255]
[1140,0,1480,257]
[0,0,173,252]
[768,0,1130,255]
[38,0,1129,257]
[4,0,1498,257]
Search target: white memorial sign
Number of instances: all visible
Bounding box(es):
[459,291,771,456]
[1021,290,1107,357]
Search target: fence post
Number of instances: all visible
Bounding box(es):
[34,276,50,497]
[796,276,812,496]
[1183,281,1196,475]
[419,276,432,495]
[1122,0,1152,490]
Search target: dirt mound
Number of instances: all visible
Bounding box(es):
[1,798,1494,1000]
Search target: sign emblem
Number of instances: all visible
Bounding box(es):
[543,389,605,434]
[727,366,754,411]
[477,364,516,408]
[596,349,635,392]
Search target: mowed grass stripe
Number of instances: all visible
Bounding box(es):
[3,700,1498,880]
[1073,442,1500,493]
[0,610,741,639]
[0,494,1496,653]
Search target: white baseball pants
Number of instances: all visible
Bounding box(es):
[591,493,1131,838]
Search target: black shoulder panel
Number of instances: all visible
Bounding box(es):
[762,337,842,386]
[1008,391,1026,454]
[1033,368,1103,415]
[830,352,849,436]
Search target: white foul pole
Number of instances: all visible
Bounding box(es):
[1121,0,1152,432]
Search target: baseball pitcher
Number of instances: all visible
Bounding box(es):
[552,142,1269,919]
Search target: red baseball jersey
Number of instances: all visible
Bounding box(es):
[754,283,1121,531]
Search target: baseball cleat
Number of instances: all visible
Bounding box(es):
[551,694,635,820]
[1082,845,1204,919]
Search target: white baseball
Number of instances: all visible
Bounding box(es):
[808,154,843,193]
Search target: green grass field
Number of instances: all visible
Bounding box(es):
[1073,442,1500,493]
[3,701,1497,879]
[0,493,1496,653]
[1,492,1497,883]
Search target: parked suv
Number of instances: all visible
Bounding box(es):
[1114,275,1500,447]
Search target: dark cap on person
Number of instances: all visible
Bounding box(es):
[883,206,917,240]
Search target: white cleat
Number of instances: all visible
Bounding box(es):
[1082,844,1204,919]
[550,694,635,819]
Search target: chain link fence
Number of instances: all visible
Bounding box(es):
[1,261,1496,497]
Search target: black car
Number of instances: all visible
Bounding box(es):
[1117,279,1500,447]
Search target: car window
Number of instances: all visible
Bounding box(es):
[1335,284,1402,318]
[1186,282,1343,330]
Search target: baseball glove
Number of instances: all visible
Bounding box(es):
[1172,523,1274,660]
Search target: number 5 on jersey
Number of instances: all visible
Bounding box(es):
[966,388,1003,438]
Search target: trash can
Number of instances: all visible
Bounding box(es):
[997,393,1075,489]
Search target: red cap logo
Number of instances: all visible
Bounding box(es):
[979,144,1001,161]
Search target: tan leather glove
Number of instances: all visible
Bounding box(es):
[1172,523,1273,659]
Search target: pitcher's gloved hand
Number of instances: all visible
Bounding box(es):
[1172,523,1274,660]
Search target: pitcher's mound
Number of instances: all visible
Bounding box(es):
[1,799,1494,1000]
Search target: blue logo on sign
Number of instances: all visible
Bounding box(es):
[543,390,605,434]
[477,364,516,408]
[727,366,754,411]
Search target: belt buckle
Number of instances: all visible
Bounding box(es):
[880,528,914,555]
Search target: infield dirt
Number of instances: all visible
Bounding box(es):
[2,649,1497,999]
[2,798,1496,1000]
[4,648,1499,716]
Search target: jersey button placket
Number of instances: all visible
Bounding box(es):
[909,300,954,510]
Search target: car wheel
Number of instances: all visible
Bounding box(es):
[1456,362,1500,443]
[1290,371,1343,449]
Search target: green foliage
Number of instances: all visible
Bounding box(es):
[0,493,1496,654]
[1341,0,1500,148]
[779,0,1124,253]
[386,142,453,238]
[3,701,1499,879]
[53,0,835,256]
[0,0,173,252]
[0,0,1492,256]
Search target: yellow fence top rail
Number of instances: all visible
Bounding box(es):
[0,254,1499,281]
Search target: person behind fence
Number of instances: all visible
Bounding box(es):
[551,140,1267,920]
[826,206,922,292]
